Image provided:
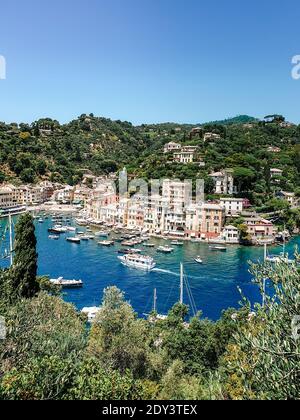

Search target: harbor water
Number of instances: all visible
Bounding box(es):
[1,217,299,321]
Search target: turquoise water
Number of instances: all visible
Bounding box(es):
[1,217,299,320]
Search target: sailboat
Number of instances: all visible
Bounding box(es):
[148,263,198,322]
[264,242,294,265]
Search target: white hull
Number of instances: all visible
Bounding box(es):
[118,256,156,271]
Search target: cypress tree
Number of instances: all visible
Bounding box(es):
[11,213,39,298]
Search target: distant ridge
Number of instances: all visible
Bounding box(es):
[203,115,258,126]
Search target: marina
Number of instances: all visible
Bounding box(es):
[0,215,299,321]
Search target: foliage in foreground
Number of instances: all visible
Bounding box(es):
[0,215,299,400]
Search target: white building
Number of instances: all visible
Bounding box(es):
[209,170,235,195]
[222,225,240,244]
[164,142,182,154]
[173,151,194,164]
[220,198,244,216]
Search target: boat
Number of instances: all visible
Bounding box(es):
[118,254,156,271]
[194,256,203,264]
[209,245,227,252]
[95,231,110,238]
[171,241,184,246]
[98,240,114,247]
[66,226,76,232]
[264,244,293,265]
[49,235,60,240]
[121,241,136,247]
[81,307,101,323]
[38,218,44,223]
[87,235,95,240]
[50,277,83,289]
[157,246,174,254]
[80,236,90,241]
[144,243,155,248]
[118,249,137,255]
[66,237,81,244]
[75,218,88,226]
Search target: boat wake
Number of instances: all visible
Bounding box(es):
[153,268,203,281]
[152,268,180,277]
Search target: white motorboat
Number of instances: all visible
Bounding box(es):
[81,307,101,323]
[49,235,60,240]
[194,256,203,264]
[157,246,174,254]
[75,218,88,226]
[171,241,184,246]
[118,254,156,271]
[66,237,81,244]
[98,240,114,247]
[50,277,83,288]
[95,231,110,238]
[209,245,227,252]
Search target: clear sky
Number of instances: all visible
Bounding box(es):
[0,0,300,125]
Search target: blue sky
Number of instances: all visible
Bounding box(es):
[0,0,299,124]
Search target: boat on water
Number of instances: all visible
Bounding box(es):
[81,306,101,323]
[118,248,137,255]
[75,219,88,226]
[66,237,81,244]
[121,241,136,247]
[118,254,156,271]
[144,243,155,248]
[194,256,203,264]
[98,240,114,247]
[209,245,227,252]
[95,231,110,238]
[157,246,174,254]
[80,236,90,241]
[171,241,184,246]
[264,244,294,265]
[38,218,44,223]
[50,277,83,289]
[66,226,76,232]
[49,235,60,240]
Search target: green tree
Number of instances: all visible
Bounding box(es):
[10,213,39,298]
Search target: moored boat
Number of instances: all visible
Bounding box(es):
[157,246,174,254]
[209,245,227,252]
[50,277,83,288]
[66,237,81,244]
[98,240,114,247]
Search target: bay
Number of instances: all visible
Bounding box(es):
[1,217,299,321]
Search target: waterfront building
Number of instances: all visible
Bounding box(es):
[0,185,22,208]
[200,203,225,239]
[244,216,276,242]
[222,225,240,244]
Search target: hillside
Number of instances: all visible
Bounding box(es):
[0,114,300,209]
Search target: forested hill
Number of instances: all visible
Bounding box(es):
[0,114,300,209]
[0,114,149,185]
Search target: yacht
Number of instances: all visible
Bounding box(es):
[75,218,88,226]
[157,246,174,254]
[50,277,83,289]
[118,254,156,271]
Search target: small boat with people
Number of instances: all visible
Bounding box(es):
[157,246,174,254]
[118,254,156,271]
[194,256,204,264]
[50,277,83,289]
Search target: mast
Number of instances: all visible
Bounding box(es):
[8,213,13,267]
[153,288,157,313]
[264,243,267,261]
[180,263,184,304]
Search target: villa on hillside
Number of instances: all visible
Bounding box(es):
[164,142,182,154]
[209,169,235,195]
